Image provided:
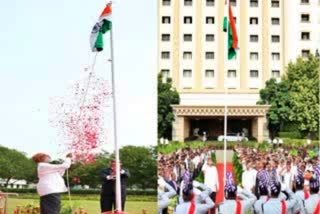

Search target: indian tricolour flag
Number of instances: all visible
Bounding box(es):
[90,3,112,52]
[223,0,238,60]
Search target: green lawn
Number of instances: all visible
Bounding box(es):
[7,198,157,214]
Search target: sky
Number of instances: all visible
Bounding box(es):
[0,0,157,159]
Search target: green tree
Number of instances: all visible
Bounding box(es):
[118,146,157,190]
[258,54,320,139]
[257,78,291,138]
[0,145,36,186]
[69,152,112,188]
[286,54,320,138]
[69,146,157,190]
[158,74,180,139]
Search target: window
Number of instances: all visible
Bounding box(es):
[206,34,215,42]
[184,16,193,24]
[206,0,215,6]
[183,69,192,78]
[302,50,310,58]
[183,52,192,60]
[184,34,192,42]
[272,70,280,78]
[161,51,170,59]
[301,14,310,22]
[271,52,280,60]
[228,70,237,78]
[205,52,215,59]
[271,18,280,25]
[301,0,309,4]
[205,70,214,78]
[250,0,259,7]
[206,17,215,24]
[184,0,192,6]
[162,16,171,24]
[271,0,280,7]
[250,35,259,42]
[161,34,170,41]
[250,52,259,60]
[271,35,280,43]
[301,32,310,40]
[162,0,171,6]
[230,0,236,6]
[161,69,170,81]
[250,17,258,25]
[250,70,259,78]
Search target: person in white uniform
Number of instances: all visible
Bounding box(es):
[158,176,177,214]
[254,170,271,214]
[32,152,72,214]
[293,168,309,214]
[262,177,297,214]
[217,172,257,214]
[304,178,320,214]
[175,178,214,214]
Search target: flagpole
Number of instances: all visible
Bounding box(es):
[110,22,122,212]
[223,0,228,199]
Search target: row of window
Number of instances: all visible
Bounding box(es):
[162,33,311,43]
[162,0,310,8]
[161,34,283,43]
[161,0,298,8]
[162,34,215,42]
[162,15,311,25]
[161,69,281,79]
[161,51,281,60]
[161,50,311,60]
[162,16,282,25]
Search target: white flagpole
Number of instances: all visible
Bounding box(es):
[110,22,122,211]
[223,0,228,198]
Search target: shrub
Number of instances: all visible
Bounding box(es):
[279,131,302,139]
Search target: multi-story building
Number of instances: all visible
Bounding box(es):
[158,0,320,142]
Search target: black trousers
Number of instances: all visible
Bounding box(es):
[209,192,216,214]
[40,193,61,214]
[100,196,126,212]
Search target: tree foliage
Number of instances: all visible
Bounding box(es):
[158,74,180,139]
[69,146,157,190]
[286,55,320,137]
[258,54,320,138]
[0,145,36,185]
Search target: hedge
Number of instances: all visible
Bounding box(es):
[158,140,319,154]
[279,131,302,139]
[232,152,243,186]
[0,188,156,196]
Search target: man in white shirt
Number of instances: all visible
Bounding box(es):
[202,157,219,214]
[242,161,257,192]
[281,163,294,190]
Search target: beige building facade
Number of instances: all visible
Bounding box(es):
[158,0,320,142]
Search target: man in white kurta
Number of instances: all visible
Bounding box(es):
[202,157,219,214]
[242,161,257,192]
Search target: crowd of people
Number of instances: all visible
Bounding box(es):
[157,144,320,214]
